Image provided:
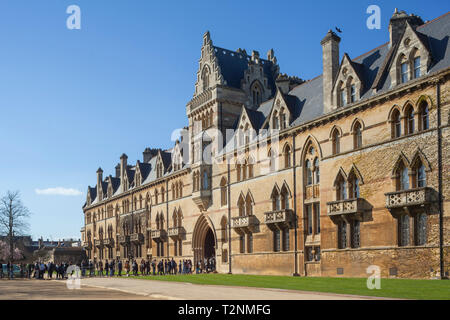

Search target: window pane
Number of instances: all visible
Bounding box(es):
[401,63,408,83]
[414,57,421,78]
[416,213,427,246]
[399,215,410,246]
[282,229,290,251]
[274,230,280,252]
[417,165,426,188]
[401,167,410,190]
[307,205,313,235]
[314,203,321,234]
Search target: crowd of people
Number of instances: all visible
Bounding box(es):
[80,257,216,277]
[0,256,217,279]
[0,261,72,279]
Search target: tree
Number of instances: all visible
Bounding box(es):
[0,240,23,261]
[0,191,31,262]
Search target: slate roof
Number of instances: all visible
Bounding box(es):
[213,46,277,94]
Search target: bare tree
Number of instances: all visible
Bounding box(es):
[0,191,31,262]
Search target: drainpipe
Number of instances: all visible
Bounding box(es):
[166,180,169,259]
[436,80,445,279]
[227,162,232,274]
[292,134,300,276]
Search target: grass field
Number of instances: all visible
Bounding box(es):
[127,273,450,300]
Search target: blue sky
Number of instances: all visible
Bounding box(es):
[0,1,447,240]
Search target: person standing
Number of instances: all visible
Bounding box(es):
[118,259,122,276]
[104,260,109,277]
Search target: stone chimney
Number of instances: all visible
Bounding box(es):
[115,163,120,178]
[96,167,103,200]
[143,148,159,163]
[321,30,341,114]
[275,74,290,94]
[120,153,128,189]
[389,9,424,47]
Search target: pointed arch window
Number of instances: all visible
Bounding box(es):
[353,121,363,149]
[268,149,276,172]
[238,195,245,217]
[305,160,313,186]
[413,56,421,79]
[391,109,401,138]
[314,158,320,184]
[284,145,292,168]
[271,188,281,211]
[202,66,210,90]
[335,172,347,201]
[396,162,410,191]
[405,105,415,135]
[332,129,340,155]
[272,111,279,130]
[419,102,429,131]
[251,82,263,106]
[220,177,227,206]
[280,185,290,210]
[245,194,253,216]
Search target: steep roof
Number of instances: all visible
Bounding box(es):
[213,46,277,94]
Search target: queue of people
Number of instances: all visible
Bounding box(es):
[78,257,216,277]
[0,261,72,280]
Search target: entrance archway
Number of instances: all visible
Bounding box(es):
[204,228,215,259]
[192,214,217,268]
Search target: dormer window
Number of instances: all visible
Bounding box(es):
[340,87,346,107]
[251,82,262,106]
[272,111,279,130]
[401,61,408,83]
[413,56,421,79]
[350,84,356,103]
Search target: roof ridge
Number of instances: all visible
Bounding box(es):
[417,11,450,30]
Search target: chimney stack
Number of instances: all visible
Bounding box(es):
[321,30,341,114]
[120,154,128,189]
[115,163,120,178]
[96,167,103,200]
[389,9,424,47]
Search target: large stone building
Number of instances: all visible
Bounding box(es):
[81,9,450,279]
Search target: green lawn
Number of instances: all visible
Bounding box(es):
[126,273,449,300]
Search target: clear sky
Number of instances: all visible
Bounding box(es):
[0,0,447,241]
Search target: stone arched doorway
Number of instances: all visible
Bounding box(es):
[192,214,217,268]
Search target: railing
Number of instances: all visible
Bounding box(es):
[385,187,432,209]
[130,233,144,243]
[231,215,258,229]
[94,239,103,248]
[168,226,183,238]
[264,209,294,224]
[103,238,114,247]
[305,185,320,200]
[327,198,365,216]
[82,241,92,249]
[151,229,167,240]
[118,235,130,245]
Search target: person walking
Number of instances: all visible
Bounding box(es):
[104,260,109,277]
[99,260,104,277]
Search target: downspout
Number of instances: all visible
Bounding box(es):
[436,80,446,279]
[227,163,232,274]
[292,134,300,276]
[166,180,169,259]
